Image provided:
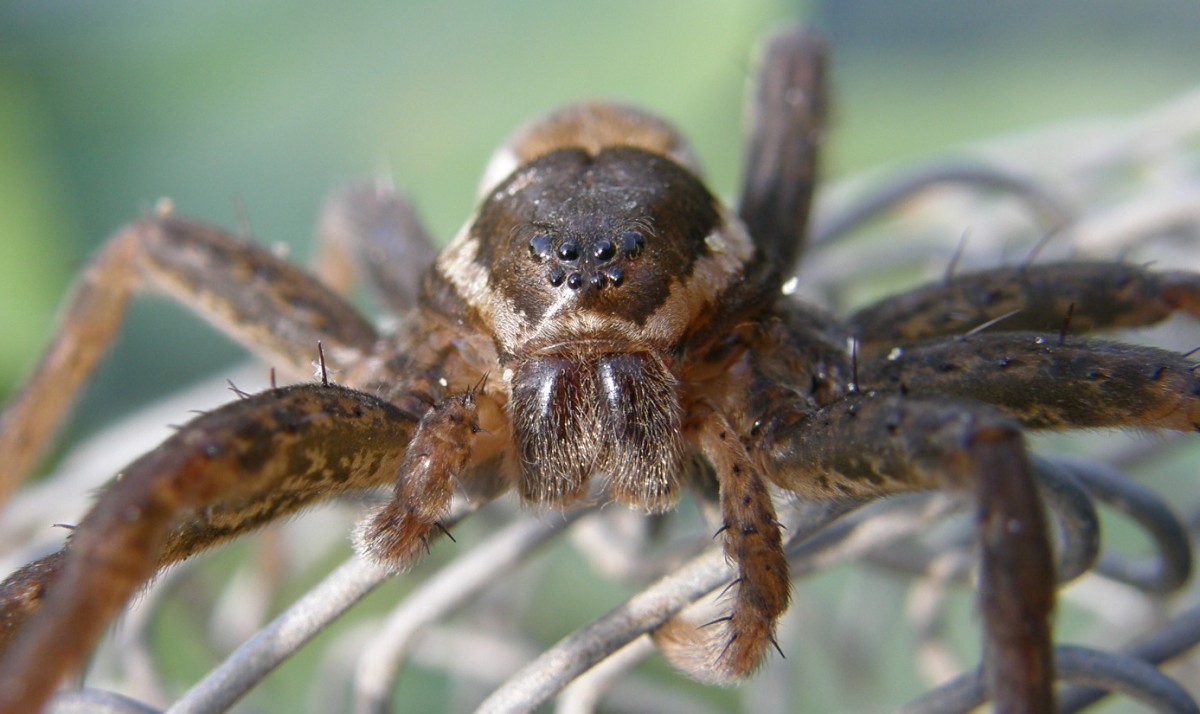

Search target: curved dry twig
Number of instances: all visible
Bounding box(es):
[474,544,734,714]
[1059,605,1200,712]
[901,645,1200,714]
[46,690,162,714]
[475,496,962,713]
[155,500,479,714]
[164,557,391,714]
[811,161,1074,248]
[352,507,592,714]
[1049,456,1194,594]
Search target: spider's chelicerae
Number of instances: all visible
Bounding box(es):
[2,26,1200,713]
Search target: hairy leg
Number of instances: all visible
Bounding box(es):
[737,26,826,274]
[760,394,1055,713]
[858,332,1200,431]
[313,180,439,311]
[657,406,788,684]
[353,389,480,570]
[849,262,1200,351]
[0,208,378,506]
[0,383,414,714]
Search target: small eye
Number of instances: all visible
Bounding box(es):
[548,268,566,286]
[566,273,583,290]
[557,241,580,262]
[593,238,616,262]
[589,273,607,290]
[619,230,644,258]
[528,234,554,261]
[604,267,624,287]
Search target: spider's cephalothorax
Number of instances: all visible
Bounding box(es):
[427,104,759,511]
[2,26,1200,714]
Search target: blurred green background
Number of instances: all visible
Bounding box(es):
[3,1,1200,711]
[3,0,1200,432]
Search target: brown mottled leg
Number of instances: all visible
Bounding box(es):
[353,389,480,570]
[0,210,378,507]
[313,181,438,311]
[657,407,788,684]
[859,332,1200,431]
[0,383,414,714]
[737,26,826,271]
[762,393,1055,713]
[849,262,1200,351]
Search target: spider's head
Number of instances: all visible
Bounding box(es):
[435,103,756,360]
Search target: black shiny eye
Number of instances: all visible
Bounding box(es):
[548,268,566,286]
[566,272,583,290]
[589,273,607,290]
[593,238,616,262]
[604,267,624,287]
[557,241,580,262]
[619,230,644,258]
[528,234,554,261]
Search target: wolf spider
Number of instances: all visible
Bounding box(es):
[2,25,1200,713]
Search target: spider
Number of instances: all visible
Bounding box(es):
[2,25,1200,713]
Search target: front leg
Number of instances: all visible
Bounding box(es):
[760,394,1055,713]
[0,383,414,714]
[353,388,481,570]
[657,406,789,683]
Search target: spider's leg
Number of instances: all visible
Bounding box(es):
[313,181,438,311]
[0,212,378,506]
[656,406,788,684]
[850,262,1200,351]
[737,25,826,273]
[353,389,480,570]
[0,382,415,714]
[859,332,1200,431]
[761,393,1055,713]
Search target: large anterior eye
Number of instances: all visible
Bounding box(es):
[528,234,554,261]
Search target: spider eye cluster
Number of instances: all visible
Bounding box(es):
[527,229,645,291]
